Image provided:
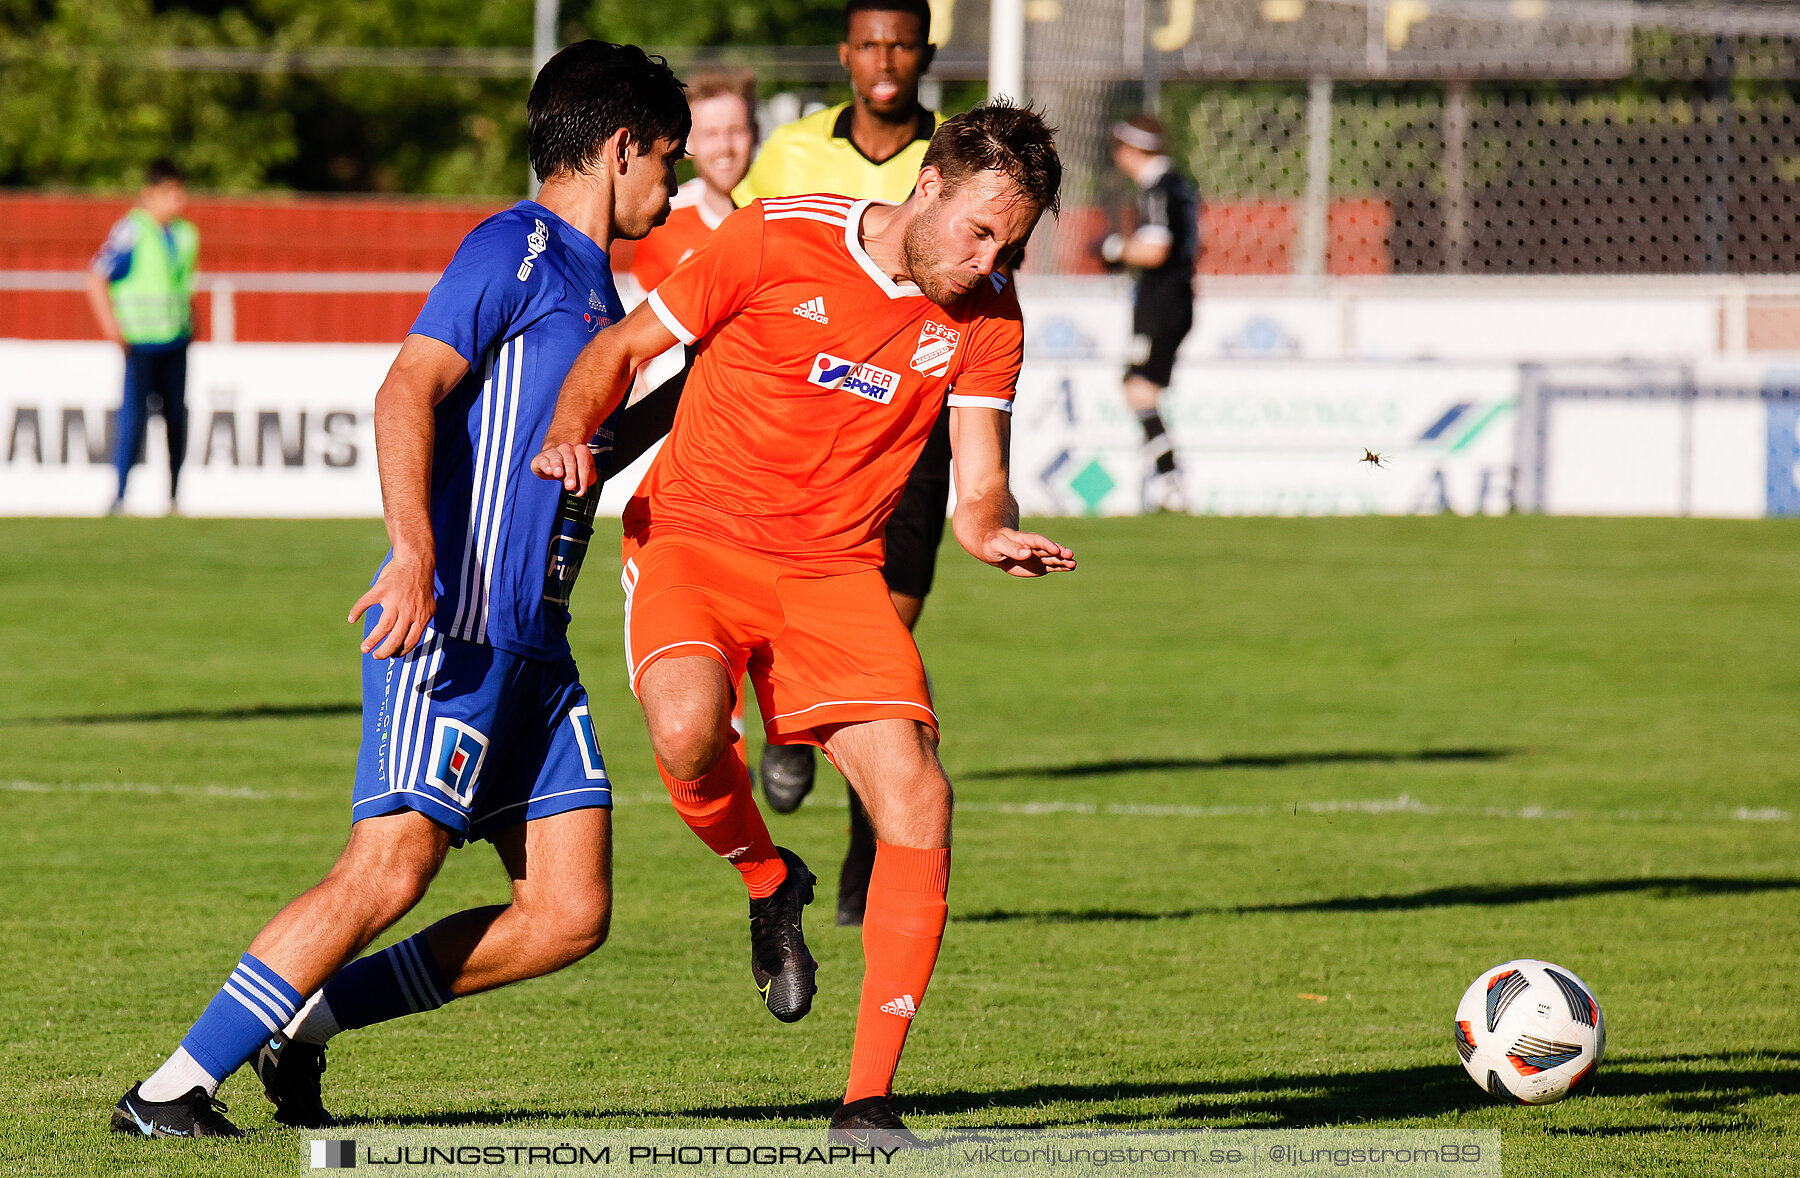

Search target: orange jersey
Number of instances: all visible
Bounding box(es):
[628,193,1023,572]
[629,179,728,291]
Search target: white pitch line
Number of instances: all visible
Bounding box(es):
[11,782,1791,824]
[5,779,305,801]
[613,789,1786,824]
[962,796,1791,823]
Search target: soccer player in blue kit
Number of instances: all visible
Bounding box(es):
[110,41,690,1138]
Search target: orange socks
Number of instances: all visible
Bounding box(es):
[659,737,786,898]
[844,841,951,1102]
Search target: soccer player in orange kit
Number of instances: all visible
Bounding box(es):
[533,102,1070,1148]
[629,67,756,293]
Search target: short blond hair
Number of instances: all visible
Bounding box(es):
[686,67,756,111]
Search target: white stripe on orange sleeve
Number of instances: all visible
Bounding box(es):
[765,212,851,225]
[763,194,854,210]
[646,289,699,346]
[946,394,1016,413]
[762,200,853,215]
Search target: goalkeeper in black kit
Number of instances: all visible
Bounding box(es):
[1098,113,1200,513]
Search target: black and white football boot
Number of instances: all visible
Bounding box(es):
[254,1033,334,1128]
[110,1084,244,1138]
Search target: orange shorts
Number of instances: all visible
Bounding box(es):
[621,533,936,746]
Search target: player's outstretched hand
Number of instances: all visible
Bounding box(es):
[350,554,436,660]
[531,442,595,495]
[977,527,1077,577]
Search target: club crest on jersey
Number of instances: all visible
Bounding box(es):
[808,352,900,405]
[426,718,489,806]
[911,321,960,377]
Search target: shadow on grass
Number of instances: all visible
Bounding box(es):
[0,702,360,726]
[960,747,1515,781]
[688,1052,1799,1132]
[339,1053,1798,1132]
[957,876,1800,924]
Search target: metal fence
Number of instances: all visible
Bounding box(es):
[19,1,1800,280]
[985,0,1800,276]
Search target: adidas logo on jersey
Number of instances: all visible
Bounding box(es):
[879,994,918,1019]
[792,296,830,323]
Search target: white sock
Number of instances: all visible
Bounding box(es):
[139,1047,220,1102]
[285,989,341,1046]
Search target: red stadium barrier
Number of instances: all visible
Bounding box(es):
[0,191,507,272]
[1,191,1390,343]
[0,192,554,342]
[1045,198,1393,278]
[1199,198,1393,276]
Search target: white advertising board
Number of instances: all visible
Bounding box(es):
[2,342,384,517]
[1011,358,1518,517]
[1030,285,1346,362]
[1518,361,1800,518]
[17,279,1800,519]
[3,336,1521,519]
[1353,296,1720,362]
[1014,294,1518,516]
[1024,279,1725,364]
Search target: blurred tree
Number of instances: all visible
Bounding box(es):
[0,0,298,190]
[0,0,849,195]
[568,0,839,49]
[245,0,534,193]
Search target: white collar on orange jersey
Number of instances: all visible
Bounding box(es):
[672,178,731,230]
[844,199,925,301]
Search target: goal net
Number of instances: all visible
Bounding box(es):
[931,0,1800,277]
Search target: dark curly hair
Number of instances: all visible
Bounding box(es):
[527,41,691,183]
[843,0,933,38]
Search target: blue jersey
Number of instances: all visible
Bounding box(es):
[400,201,623,660]
[92,216,146,282]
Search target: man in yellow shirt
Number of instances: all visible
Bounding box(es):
[735,0,947,928]
[733,0,939,208]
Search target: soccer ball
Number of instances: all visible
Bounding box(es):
[1454,959,1605,1104]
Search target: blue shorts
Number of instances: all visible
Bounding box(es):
[351,627,611,843]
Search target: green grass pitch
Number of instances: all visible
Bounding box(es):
[2,515,1797,1176]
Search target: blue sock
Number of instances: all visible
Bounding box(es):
[323,933,456,1032]
[177,953,304,1083]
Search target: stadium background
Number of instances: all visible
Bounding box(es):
[4,5,1800,1175]
[14,0,1800,517]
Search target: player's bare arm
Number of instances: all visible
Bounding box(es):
[1098,225,1172,270]
[948,404,1075,577]
[1119,230,1172,270]
[349,333,468,660]
[531,301,680,495]
[82,270,127,351]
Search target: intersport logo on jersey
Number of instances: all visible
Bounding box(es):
[807,353,900,405]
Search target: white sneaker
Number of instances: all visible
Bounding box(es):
[1144,471,1188,514]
